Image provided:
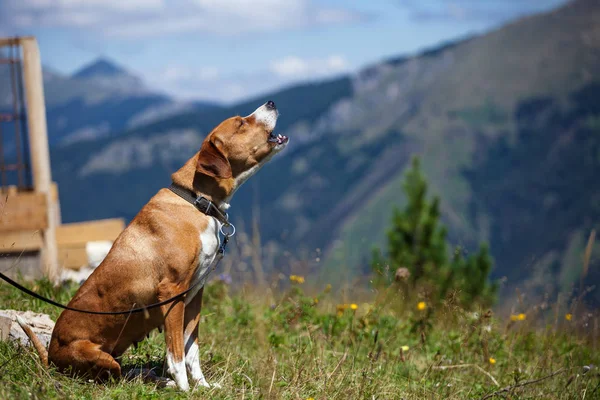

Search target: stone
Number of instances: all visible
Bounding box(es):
[395,267,411,282]
[0,309,55,347]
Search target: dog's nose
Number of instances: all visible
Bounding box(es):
[266,100,276,110]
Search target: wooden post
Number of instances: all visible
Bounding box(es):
[20,37,59,283]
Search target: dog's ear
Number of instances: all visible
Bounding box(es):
[196,137,232,179]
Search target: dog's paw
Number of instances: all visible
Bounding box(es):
[192,380,211,389]
[164,379,177,388]
[191,380,221,389]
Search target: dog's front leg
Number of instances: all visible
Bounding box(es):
[184,287,216,388]
[160,289,189,391]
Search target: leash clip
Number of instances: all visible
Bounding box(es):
[218,217,235,255]
[219,222,236,238]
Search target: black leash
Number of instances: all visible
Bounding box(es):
[0,271,203,315]
[0,184,235,316]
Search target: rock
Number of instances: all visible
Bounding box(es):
[395,267,411,282]
[0,309,55,347]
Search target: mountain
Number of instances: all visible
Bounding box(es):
[71,58,146,94]
[49,0,600,301]
[0,58,220,156]
[73,58,131,79]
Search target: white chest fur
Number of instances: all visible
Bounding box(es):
[185,217,220,305]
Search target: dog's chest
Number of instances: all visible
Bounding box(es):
[185,217,220,304]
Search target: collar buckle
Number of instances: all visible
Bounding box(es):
[195,195,212,214]
[169,183,232,227]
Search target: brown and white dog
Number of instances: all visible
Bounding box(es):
[18,101,288,391]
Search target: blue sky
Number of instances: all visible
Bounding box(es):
[0,0,567,104]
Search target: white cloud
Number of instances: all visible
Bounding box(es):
[270,57,308,78]
[20,0,164,11]
[163,65,219,82]
[326,55,350,72]
[149,55,350,103]
[197,67,219,81]
[149,65,258,103]
[193,0,305,23]
[270,55,350,79]
[314,8,361,24]
[0,0,364,38]
[400,0,566,23]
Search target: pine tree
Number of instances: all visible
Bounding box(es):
[384,157,448,285]
[371,156,497,308]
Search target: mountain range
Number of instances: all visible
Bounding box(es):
[10,0,599,300]
[0,57,219,151]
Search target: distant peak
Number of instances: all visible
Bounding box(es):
[72,58,130,79]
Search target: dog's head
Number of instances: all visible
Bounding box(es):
[196,101,288,182]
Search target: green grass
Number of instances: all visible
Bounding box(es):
[0,279,598,399]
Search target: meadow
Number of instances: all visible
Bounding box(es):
[0,276,597,399]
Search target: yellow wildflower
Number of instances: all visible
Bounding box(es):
[510,314,518,321]
[289,275,305,284]
[401,345,409,352]
[307,398,315,400]
[565,313,572,321]
[325,283,332,293]
[489,357,496,365]
[313,297,319,304]
[517,313,526,321]
[417,301,427,311]
[336,303,359,314]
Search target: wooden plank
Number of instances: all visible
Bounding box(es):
[0,215,123,260]
[0,230,44,252]
[0,36,34,47]
[0,190,47,232]
[0,316,11,341]
[56,218,125,247]
[50,183,58,203]
[58,245,88,270]
[22,36,59,282]
[51,182,62,225]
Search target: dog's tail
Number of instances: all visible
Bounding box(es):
[16,315,49,367]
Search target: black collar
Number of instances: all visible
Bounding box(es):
[168,183,231,226]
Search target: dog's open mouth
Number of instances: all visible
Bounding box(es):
[268,132,289,145]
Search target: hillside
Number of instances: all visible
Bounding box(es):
[325,0,600,291]
[49,0,600,300]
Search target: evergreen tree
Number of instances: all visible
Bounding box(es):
[371,156,497,308]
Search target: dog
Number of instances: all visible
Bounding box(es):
[18,101,288,391]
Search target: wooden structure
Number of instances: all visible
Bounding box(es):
[0,37,124,282]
